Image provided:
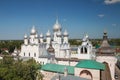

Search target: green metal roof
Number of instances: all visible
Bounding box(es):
[41,63,74,75]
[75,60,105,70]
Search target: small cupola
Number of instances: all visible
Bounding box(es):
[53,19,61,31]
[46,30,51,37]
[24,34,28,39]
[40,33,44,38]
[35,34,38,38]
[63,30,68,37]
[31,25,37,35]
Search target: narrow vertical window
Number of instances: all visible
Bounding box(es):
[81,47,83,53]
[34,53,36,57]
[29,53,30,57]
[85,47,87,53]
[24,52,25,56]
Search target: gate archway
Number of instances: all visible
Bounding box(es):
[80,70,92,80]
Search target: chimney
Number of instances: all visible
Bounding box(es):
[56,73,60,80]
[64,67,68,77]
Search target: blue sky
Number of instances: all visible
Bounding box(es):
[0,0,120,40]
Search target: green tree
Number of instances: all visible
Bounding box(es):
[0,56,43,80]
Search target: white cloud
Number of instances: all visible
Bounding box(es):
[63,19,67,22]
[98,14,105,18]
[112,23,117,26]
[104,0,120,4]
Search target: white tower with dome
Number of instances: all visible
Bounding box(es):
[57,31,62,44]
[51,18,70,58]
[35,34,39,44]
[63,30,69,44]
[46,30,51,44]
[53,19,62,43]
[24,34,28,45]
[29,25,37,44]
[76,34,95,59]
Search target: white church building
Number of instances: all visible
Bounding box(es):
[19,19,70,64]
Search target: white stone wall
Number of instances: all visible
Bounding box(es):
[53,32,58,42]
[24,39,28,45]
[63,37,68,44]
[57,61,77,66]
[46,37,51,44]
[96,56,117,80]
[70,61,78,66]
[57,61,70,65]
[20,44,39,58]
[35,58,49,65]
[71,54,91,59]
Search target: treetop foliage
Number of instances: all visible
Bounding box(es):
[0,55,43,80]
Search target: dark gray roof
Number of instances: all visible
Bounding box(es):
[39,43,46,48]
[71,47,78,51]
[97,32,115,55]
[39,48,55,59]
[47,43,55,53]
[51,74,88,80]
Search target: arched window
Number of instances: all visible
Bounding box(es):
[34,53,36,57]
[87,43,88,45]
[81,47,87,54]
[85,47,87,53]
[80,70,92,80]
[29,53,30,57]
[81,47,83,53]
